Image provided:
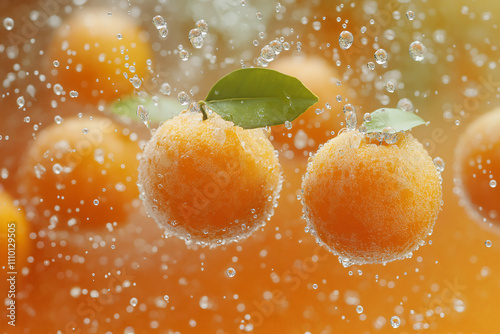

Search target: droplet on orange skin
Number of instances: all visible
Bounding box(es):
[269,55,349,161]
[455,108,500,229]
[48,9,152,103]
[302,130,442,265]
[19,117,140,230]
[138,112,283,247]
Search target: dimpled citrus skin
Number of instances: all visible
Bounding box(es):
[0,189,29,269]
[269,55,348,160]
[20,117,140,229]
[138,112,282,246]
[49,9,151,103]
[302,130,442,264]
[455,108,500,226]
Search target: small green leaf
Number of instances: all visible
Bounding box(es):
[363,108,425,133]
[204,68,318,129]
[111,95,183,124]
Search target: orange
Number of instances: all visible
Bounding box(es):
[302,130,442,265]
[48,9,152,103]
[454,108,500,230]
[19,116,140,230]
[269,55,349,161]
[138,112,282,246]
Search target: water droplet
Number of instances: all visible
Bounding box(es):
[284,121,292,130]
[409,41,426,61]
[137,105,150,125]
[226,267,236,277]
[160,83,171,95]
[54,115,63,124]
[53,84,63,95]
[260,45,275,62]
[312,21,321,31]
[152,15,165,29]
[343,103,355,114]
[69,90,79,98]
[17,96,25,108]
[195,19,209,37]
[256,12,263,20]
[189,29,204,49]
[386,81,396,93]
[363,113,372,122]
[164,295,170,302]
[382,127,398,144]
[356,305,363,314]
[158,26,168,38]
[339,31,354,50]
[406,10,415,20]
[117,33,122,40]
[433,157,445,173]
[179,49,189,61]
[93,199,99,206]
[374,49,388,64]
[485,240,493,248]
[367,62,375,70]
[390,316,401,328]
[397,98,414,112]
[178,91,190,105]
[490,180,497,188]
[130,297,138,307]
[131,77,142,89]
[269,39,283,54]
[53,60,59,67]
[454,299,465,313]
[52,163,63,175]
[3,18,14,31]
[34,163,46,179]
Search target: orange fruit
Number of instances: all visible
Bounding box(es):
[302,130,442,265]
[269,55,349,161]
[48,9,152,103]
[454,108,500,230]
[19,116,140,230]
[0,188,29,270]
[138,112,282,246]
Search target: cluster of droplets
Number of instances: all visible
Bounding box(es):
[152,15,168,38]
[343,104,357,131]
[189,20,209,49]
[255,38,284,67]
[359,110,399,145]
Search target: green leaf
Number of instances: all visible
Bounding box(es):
[363,108,426,133]
[204,68,318,129]
[111,95,183,124]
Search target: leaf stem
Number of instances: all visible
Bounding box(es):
[198,100,208,121]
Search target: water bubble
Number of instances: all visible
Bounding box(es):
[363,113,372,122]
[406,10,415,20]
[117,33,122,40]
[54,116,63,124]
[390,316,401,328]
[345,112,357,131]
[490,180,497,188]
[283,42,290,51]
[312,21,321,31]
[454,299,465,313]
[276,2,281,12]
[356,305,363,314]
[256,12,263,20]
[409,41,426,61]
[152,15,165,29]
[179,49,189,61]
[367,62,375,70]
[343,103,355,114]
[159,83,171,95]
[34,163,46,179]
[189,29,204,49]
[339,31,354,50]
[226,267,236,278]
[195,19,209,37]
[163,295,170,302]
[374,49,388,64]
[485,240,493,247]
[260,45,276,62]
[53,60,59,67]
[137,105,150,125]
[93,199,99,206]
[433,157,445,173]
[69,90,79,98]
[130,297,138,307]
[3,18,14,31]
[284,121,292,130]
[178,91,190,105]
[383,127,398,144]
[397,98,414,112]
[17,96,25,108]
